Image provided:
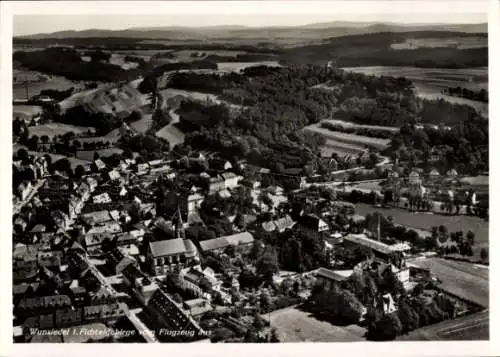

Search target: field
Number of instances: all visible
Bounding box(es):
[13,105,43,120]
[397,310,489,341]
[408,258,489,308]
[342,66,488,117]
[130,114,153,133]
[269,306,366,342]
[391,37,487,50]
[155,109,185,148]
[354,203,489,259]
[216,61,281,72]
[321,119,400,133]
[304,123,390,157]
[13,69,85,100]
[108,54,140,70]
[28,123,93,138]
[76,148,124,161]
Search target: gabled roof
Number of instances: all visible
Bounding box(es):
[315,267,352,282]
[199,232,254,252]
[149,238,188,257]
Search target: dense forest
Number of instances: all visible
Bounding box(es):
[13,47,140,82]
[280,31,487,68]
[168,65,487,174]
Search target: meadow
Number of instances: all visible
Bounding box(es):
[354,203,489,260]
[390,37,487,50]
[216,61,282,72]
[28,123,93,138]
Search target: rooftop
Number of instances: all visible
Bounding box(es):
[149,238,197,258]
[344,233,394,256]
[199,232,254,252]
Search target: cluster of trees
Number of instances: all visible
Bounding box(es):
[308,283,366,324]
[119,133,169,161]
[431,226,476,257]
[13,47,139,82]
[390,119,488,175]
[320,121,394,139]
[443,86,488,103]
[365,291,457,341]
[54,106,119,135]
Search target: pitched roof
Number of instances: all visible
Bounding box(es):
[344,234,393,255]
[149,238,187,257]
[199,232,254,252]
[315,267,352,282]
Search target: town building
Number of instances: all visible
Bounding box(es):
[296,213,329,238]
[147,238,199,275]
[199,232,255,254]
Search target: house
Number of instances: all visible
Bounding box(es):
[17,181,32,201]
[296,214,329,238]
[315,267,353,291]
[13,216,28,233]
[179,266,222,297]
[408,183,427,199]
[92,159,107,172]
[261,215,294,233]
[147,238,199,275]
[428,169,440,179]
[107,169,121,182]
[208,175,225,194]
[209,158,232,171]
[221,172,239,189]
[81,210,112,226]
[183,298,213,318]
[408,171,421,185]
[446,169,459,178]
[136,163,149,175]
[93,192,112,204]
[377,293,398,315]
[85,176,99,192]
[187,193,204,214]
[199,232,255,253]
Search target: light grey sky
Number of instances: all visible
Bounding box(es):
[13,10,487,36]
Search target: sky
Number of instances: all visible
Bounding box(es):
[11,2,488,36]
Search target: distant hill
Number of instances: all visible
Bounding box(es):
[17,22,487,41]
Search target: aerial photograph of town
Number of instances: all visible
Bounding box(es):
[9,1,491,347]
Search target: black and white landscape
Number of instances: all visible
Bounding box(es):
[11,9,489,344]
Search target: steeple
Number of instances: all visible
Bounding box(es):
[174,204,186,239]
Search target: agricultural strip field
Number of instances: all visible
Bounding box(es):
[304,123,391,156]
[397,310,489,341]
[28,123,94,139]
[409,258,488,308]
[320,119,400,133]
[269,306,366,342]
[354,203,489,259]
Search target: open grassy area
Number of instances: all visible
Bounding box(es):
[354,203,489,259]
[29,123,94,138]
[408,258,489,308]
[269,306,366,342]
[216,61,282,72]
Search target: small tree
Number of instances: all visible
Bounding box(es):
[480,248,488,262]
